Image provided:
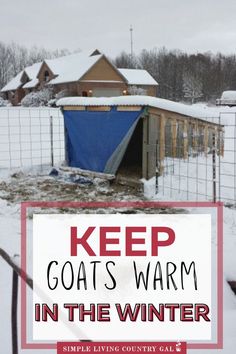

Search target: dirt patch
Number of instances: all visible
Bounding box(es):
[0,172,184,214]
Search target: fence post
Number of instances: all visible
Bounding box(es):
[11,270,18,354]
[212,133,216,203]
[50,115,54,167]
[156,139,159,194]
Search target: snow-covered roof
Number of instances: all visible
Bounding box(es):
[1,71,24,92]
[221,91,236,100]
[1,62,43,92]
[1,51,104,92]
[23,78,39,89]
[46,52,103,85]
[25,62,42,80]
[216,90,236,106]
[118,69,158,86]
[57,96,222,121]
[1,50,158,93]
[1,62,42,92]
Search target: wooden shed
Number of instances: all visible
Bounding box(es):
[57,96,224,188]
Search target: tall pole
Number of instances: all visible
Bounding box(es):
[50,115,54,167]
[130,25,133,63]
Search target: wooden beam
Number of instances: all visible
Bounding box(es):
[63,106,86,111]
[59,166,115,180]
[171,119,177,158]
[183,120,188,159]
[204,125,209,156]
[87,106,111,111]
[193,122,198,153]
[220,128,224,157]
[117,105,142,111]
[159,114,166,175]
[147,114,158,180]
[142,116,148,179]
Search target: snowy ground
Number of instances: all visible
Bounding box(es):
[0,170,235,354]
[0,170,180,354]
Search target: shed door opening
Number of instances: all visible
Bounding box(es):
[117,119,143,179]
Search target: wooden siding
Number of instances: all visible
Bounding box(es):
[146,106,224,178]
[81,56,126,82]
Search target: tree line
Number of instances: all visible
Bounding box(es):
[1,41,236,103]
[0,41,70,90]
[114,48,236,103]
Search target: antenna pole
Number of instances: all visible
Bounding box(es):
[130,25,133,61]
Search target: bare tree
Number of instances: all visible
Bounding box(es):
[113,51,138,68]
[183,72,203,104]
[0,41,71,90]
[114,48,236,102]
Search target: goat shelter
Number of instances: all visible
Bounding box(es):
[57,96,224,189]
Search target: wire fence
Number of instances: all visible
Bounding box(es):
[0,107,235,204]
[218,112,236,205]
[0,107,65,171]
[157,112,236,204]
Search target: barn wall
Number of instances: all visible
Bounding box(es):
[147,86,157,97]
[147,107,224,177]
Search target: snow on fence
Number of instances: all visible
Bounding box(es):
[0,107,65,171]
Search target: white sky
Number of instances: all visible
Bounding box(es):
[0,0,236,58]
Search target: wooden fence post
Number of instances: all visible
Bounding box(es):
[204,125,209,156]
[183,120,188,159]
[193,121,198,153]
[171,119,177,158]
[159,114,166,175]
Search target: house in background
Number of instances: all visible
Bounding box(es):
[1,50,158,105]
[216,91,236,106]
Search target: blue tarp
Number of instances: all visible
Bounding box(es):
[64,108,142,174]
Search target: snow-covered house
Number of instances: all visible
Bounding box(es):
[216,91,236,106]
[1,50,158,105]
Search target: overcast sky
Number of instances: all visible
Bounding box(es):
[0,0,236,58]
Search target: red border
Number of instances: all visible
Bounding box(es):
[21,201,223,350]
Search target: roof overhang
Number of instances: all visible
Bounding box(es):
[56,96,224,126]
